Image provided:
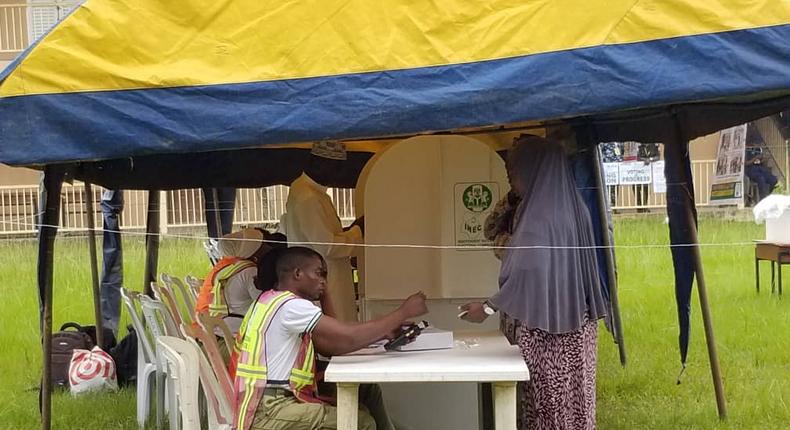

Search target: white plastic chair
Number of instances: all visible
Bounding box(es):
[157,337,201,430]
[161,273,197,319]
[120,288,159,429]
[141,295,181,339]
[141,295,182,428]
[184,275,202,299]
[182,323,234,414]
[180,330,233,430]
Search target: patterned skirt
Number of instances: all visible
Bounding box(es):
[516,319,598,430]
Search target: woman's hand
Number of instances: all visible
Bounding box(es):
[459,302,489,323]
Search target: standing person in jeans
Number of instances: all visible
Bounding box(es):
[634,143,660,211]
[460,137,608,430]
[100,189,124,334]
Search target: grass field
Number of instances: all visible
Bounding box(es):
[1,216,789,429]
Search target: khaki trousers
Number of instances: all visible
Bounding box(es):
[252,384,393,430]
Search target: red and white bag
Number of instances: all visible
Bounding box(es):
[68,346,119,395]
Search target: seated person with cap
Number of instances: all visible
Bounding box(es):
[745,147,778,202]
[234,246,427,430]
[196,228,285,335]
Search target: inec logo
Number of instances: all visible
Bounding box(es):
[462,184,492,212]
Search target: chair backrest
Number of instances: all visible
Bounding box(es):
[184,275,202,299]
[155,280,188,328]
[162,273,197,318]
[156,336,201,430]
[120,288,155,364]
[140,295,181,339]
[182,324,234,410]
[181,329,234,427]
[197,313,236,357]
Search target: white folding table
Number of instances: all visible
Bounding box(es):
[325,331,529,430]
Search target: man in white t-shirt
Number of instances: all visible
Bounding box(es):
[234,246,428,430]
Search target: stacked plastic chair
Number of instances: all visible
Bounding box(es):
[120,288,159,429]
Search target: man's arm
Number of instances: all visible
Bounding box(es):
[312,291,427,356]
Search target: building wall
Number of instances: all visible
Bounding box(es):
[0,0,28,61]
[0,164,40,186]
[690,132,721,160]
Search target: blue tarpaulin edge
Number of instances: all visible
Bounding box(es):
[1,25,789,165]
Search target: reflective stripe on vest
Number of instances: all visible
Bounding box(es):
[207,259,256,318]
[233,290,322,430]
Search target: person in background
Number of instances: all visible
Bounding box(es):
[99,189,124,334]
[745,147,778,202]
[234,246,427,430]
[634,143,660,212]
[283,141,363,322]
[196,228,284,335]
[460,137,607,430]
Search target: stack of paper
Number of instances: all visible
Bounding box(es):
[395,328,454,351]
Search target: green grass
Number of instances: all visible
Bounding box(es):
[1,217,789,429]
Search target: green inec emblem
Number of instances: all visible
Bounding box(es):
[462,184,493,212]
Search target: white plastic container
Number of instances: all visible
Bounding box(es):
[766,211,790,244]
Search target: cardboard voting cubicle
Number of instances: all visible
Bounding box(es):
[355,135,509,430]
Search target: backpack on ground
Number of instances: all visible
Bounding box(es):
[51,323,94,388]
[82,324,117,352]
[110,325,138,387]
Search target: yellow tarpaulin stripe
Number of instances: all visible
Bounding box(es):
[2,0,788,97]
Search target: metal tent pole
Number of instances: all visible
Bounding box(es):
[38,166,64,430]
[143,190,161,296]
[84,182,104,348]
[591,146,627,366]
[667,120,727,419]
[211,188,223,237]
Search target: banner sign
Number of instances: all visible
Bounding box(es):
[619,162,652,185]
[603,163,620,185]
[652,161,667,193]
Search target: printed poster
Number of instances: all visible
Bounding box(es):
[652,161,666,193]
[454,182,499,249]
[603,163,620,185]
[710,125,746,205]
[619,162,652,185]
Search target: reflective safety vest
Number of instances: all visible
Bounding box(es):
[234,290,323,430]
[196,257,256,318]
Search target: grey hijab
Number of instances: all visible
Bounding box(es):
[489,138,607,334]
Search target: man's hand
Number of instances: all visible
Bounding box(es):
[459,302,489,323]
[399,291,428,320]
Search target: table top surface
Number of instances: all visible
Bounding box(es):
[325,330,530,383]
[754,241,790,248]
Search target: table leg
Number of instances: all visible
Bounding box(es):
[493,381,517,430]
[755,258,760,293]
[779,261,783,296]
[771,262,776,294]
[336,383,359,430]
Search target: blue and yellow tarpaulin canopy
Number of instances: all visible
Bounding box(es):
[1,0,789,166]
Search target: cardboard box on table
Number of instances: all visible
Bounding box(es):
[355,135,509,430]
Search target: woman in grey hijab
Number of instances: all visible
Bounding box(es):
[461,135,607,430]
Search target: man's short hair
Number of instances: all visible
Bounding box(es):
[275,247,325,282]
